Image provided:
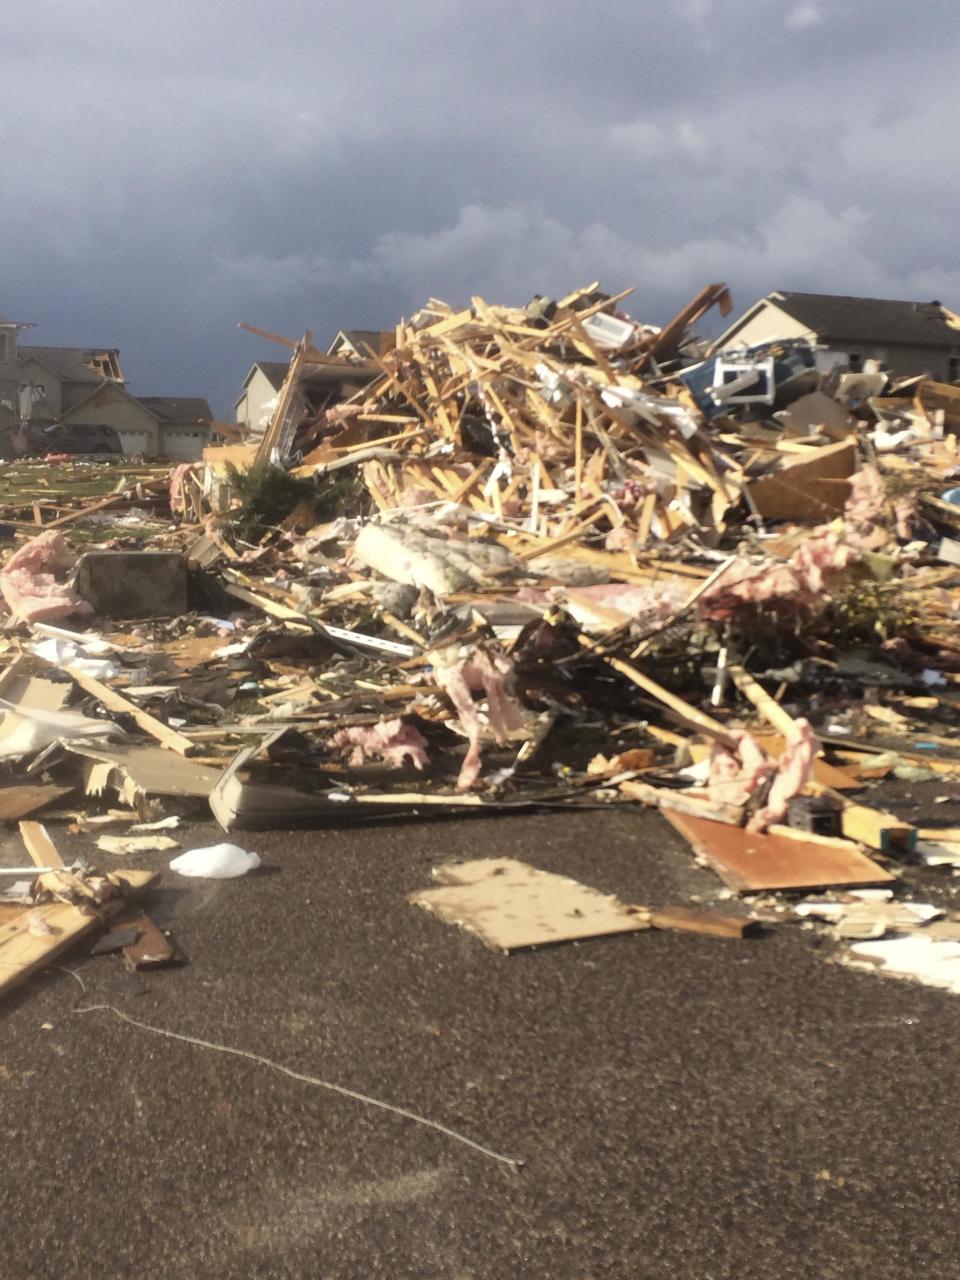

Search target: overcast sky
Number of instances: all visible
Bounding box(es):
[2,0,957,415]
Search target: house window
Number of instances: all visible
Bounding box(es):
[848,352,864,372]
[949,355,960,382]
[0,332,11,364]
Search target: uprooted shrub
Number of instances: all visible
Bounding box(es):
[224,463,360,544]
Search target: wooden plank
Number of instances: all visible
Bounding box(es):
[579,638,729,737]
[646,906,761,939]
[64,668,197,757]
[618,779,742,825]
[410,857,647,952]
[19,820,66,869]
[20,820,100,903]
[836,800,916,853]
[662,810,895,893]
[728,665,800,739]
[46,493,126,529]
[0,784,73,822]
[0,867,158,1000]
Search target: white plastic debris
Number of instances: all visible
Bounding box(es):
[917,839,960,867]
[848,936,960,994]
[921,669,947,687]
[169,843,261,879]
[0,700,122,758]
[28,637,120,680]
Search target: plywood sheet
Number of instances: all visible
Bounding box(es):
[65,744,221,799]
[747,439,856,521]
[0,784,73,822]
[409,857,647,952]
[0,868,157,1000]
[663,811,894,893]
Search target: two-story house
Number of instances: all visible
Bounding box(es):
[0,316,213,458]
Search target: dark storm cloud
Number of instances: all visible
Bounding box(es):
[2,0,959,413]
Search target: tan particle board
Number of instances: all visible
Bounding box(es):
[409,857,647,952]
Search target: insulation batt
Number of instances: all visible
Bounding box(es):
[169,463,194,516]
[747,719,817,832]
[330,717,430,770]
[700,529,854,620]
[432,646,526,790]
[703,720,817,832]
[843,464,888,526]
[0,530,88,624]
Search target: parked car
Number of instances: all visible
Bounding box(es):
[29,423,124,456]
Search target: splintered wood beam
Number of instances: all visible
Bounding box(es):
[65,669,197,757]
[238,322,299,350]
[0,866,158,1001]
[728,665,799,739]
[646,283,732,361]
[579,637,729,737]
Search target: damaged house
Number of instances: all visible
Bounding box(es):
[714,290,960,382]
[0,316,213,459]
[234,329,389,438]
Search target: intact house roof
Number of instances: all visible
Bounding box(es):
[136,397,213,427]
[718,291,960,351]
[235,361,290,408]
[251,361,291,391]
[18,346,124,384]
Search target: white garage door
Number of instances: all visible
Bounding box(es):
[161,428,210,462]
[117,430,152,457]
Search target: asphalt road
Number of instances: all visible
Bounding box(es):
[2,804,960,1279]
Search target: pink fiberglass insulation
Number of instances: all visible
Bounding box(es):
[704,732,777,809]
[434,646,526,790]
[4,530,74,578]
[844,465,887,527]
[747,719,817,832]
[169,463,195,516]
[330,717,430,770]
[0,531,86,624]
[519,580,686,620]
[701,721,817,832]
[700,529,855,621]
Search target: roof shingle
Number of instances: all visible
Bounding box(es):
[770,291,960,348]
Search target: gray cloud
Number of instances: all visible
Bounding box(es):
[2,0,959,414]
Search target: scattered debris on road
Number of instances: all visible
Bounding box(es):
[6,281,960,995]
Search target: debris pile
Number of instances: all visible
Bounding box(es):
[6,280,960,994]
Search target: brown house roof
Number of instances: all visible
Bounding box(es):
[768,291,960,348]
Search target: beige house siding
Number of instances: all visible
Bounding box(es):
[812,339,959,381]
[16,357,63,420]
[62,385,160,453]
[716,303,814,349]
[60,379,103,412]
[236,367,280,430]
